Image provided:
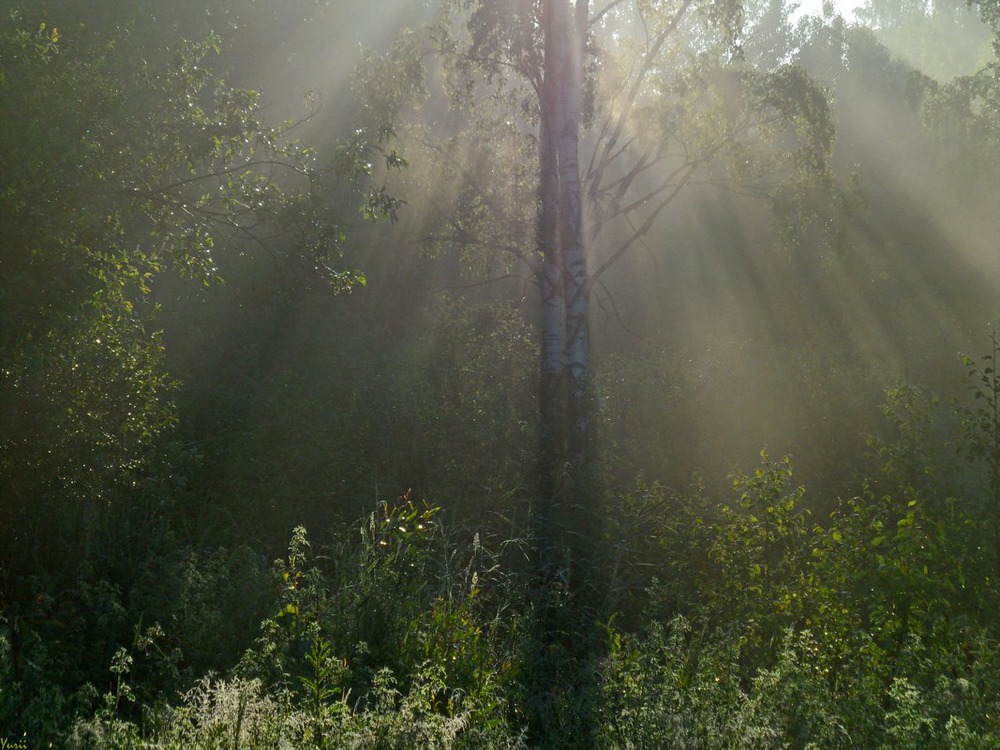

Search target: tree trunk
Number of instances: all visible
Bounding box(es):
[538,0,566,534]
[537,0,593,593]
[561,0,590,477]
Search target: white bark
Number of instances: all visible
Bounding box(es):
[561,0,590,470]
[539,0,568,510]
[537,0,593,577]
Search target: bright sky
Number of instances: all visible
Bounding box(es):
[791,0,865,22]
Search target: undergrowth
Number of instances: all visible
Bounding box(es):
[3,344,999,748]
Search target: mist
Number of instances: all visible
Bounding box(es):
[2,0,998,745]
[126,0,999,527]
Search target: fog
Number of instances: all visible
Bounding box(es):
[3,3,999,743]
[134,1,994,527]
[13,0,996,530]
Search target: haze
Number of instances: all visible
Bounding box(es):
[2,1,998,745]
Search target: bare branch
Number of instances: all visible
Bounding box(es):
[591,160,698,280]
[593,275,643,338]
[414,136,537,270]
[592,0,696,188]
[146,159,309,195]
[590,0,631,28]
[417,230,540,274]
[444,272,538,292]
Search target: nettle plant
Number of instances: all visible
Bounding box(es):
[235,500,521,743]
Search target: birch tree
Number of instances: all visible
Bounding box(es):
[538,0,594,586]
[374,0,835,596]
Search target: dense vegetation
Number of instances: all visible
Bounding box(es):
[1,0,998,747]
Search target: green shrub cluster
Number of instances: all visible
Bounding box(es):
[8,323,992,736]
[2,342,997,748]
[60,500,528,748]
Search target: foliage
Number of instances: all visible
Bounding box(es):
[597,439,999,748]
[11,347,1000,746]
[2,1,998,748]
[957,333,1000,505]
[62,504,527,748]
[0,8,400,530]
[0,11,402,743]
[0,16,288,554]
[252,504,510,713]
[593,350,1000,747]
[708,452,811,632]
[857,0,994,80]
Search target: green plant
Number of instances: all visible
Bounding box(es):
[958,333,1000,572]
[865,381,948,497]
[151,675,289,749]
[68,647,141,750]
[298,638,349,747]
[705,451,811,656]
[233,505,524,744]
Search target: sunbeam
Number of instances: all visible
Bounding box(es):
[3,1,998,745]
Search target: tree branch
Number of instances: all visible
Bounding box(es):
[591,160,698,280]
[444,272,538,292]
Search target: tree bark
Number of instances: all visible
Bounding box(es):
[537,0,593,592]
[561,0,590,476]
[538,0,567,542]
